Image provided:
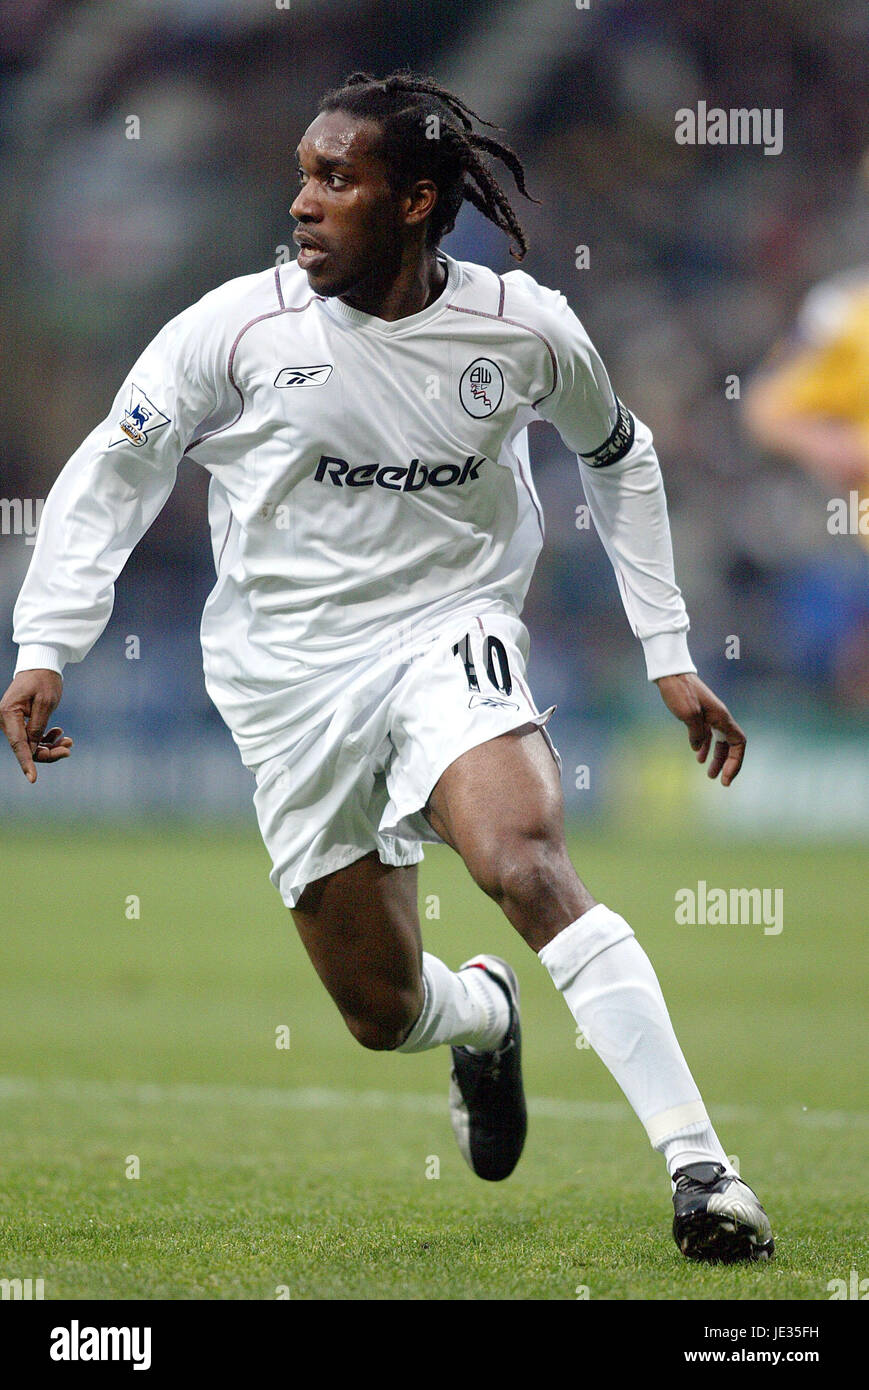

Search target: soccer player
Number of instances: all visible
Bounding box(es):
[2,71,773,1263]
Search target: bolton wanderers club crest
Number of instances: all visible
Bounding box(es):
[109,384,170,448]
[459,358,504,419]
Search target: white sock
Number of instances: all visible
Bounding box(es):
[661,1131,736,1182]
[538,905,734,1177]
[396,952,510,1053]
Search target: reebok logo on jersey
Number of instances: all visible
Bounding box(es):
[109,384,170,448]
[314,454,487,491]
[274,364,333,388]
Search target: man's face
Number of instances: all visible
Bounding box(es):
[290,110,408,298]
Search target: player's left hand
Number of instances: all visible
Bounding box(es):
[654,672,746,787]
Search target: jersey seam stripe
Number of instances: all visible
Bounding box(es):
[513,673,559,769]
[514,671,533,706]
[513,439,545,544]
[515,672,552,736]
[183,296,320,455]
[497,277,505,317]
[274,265,285,310]
[215,511,234,572]
[444,303,558,406]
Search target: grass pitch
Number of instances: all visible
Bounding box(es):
[0,824,865,1300]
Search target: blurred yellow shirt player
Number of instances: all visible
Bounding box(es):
[745,267,869,543]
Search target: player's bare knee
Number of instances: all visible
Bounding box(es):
[343,985,423,1052]
[487,827,571,911]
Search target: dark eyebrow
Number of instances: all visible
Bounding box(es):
[294,147,354,171]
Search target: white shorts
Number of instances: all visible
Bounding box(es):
[249,611,562,910]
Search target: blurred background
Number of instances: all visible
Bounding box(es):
[1,0,867,837]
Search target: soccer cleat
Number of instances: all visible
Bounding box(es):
[448,955,527,1182]
[672,1162,775,1263]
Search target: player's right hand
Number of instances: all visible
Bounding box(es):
[0,669,72,783]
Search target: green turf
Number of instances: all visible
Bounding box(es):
[0,824,865,1299]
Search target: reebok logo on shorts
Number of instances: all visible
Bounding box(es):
[468,693,519,711]
[313,454,487,492]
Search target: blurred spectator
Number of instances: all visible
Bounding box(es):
[743,261,869,706]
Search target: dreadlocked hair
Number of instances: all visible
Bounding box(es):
[317,70,539,260]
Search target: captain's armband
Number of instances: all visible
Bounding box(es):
[579,399,635,468]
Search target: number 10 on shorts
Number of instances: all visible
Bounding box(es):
[452,631,513,696]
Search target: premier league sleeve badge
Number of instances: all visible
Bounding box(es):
[109,383,171,448]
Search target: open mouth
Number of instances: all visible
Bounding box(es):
[297,245,329,270]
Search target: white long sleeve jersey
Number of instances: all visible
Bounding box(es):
[13,252,695,763]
